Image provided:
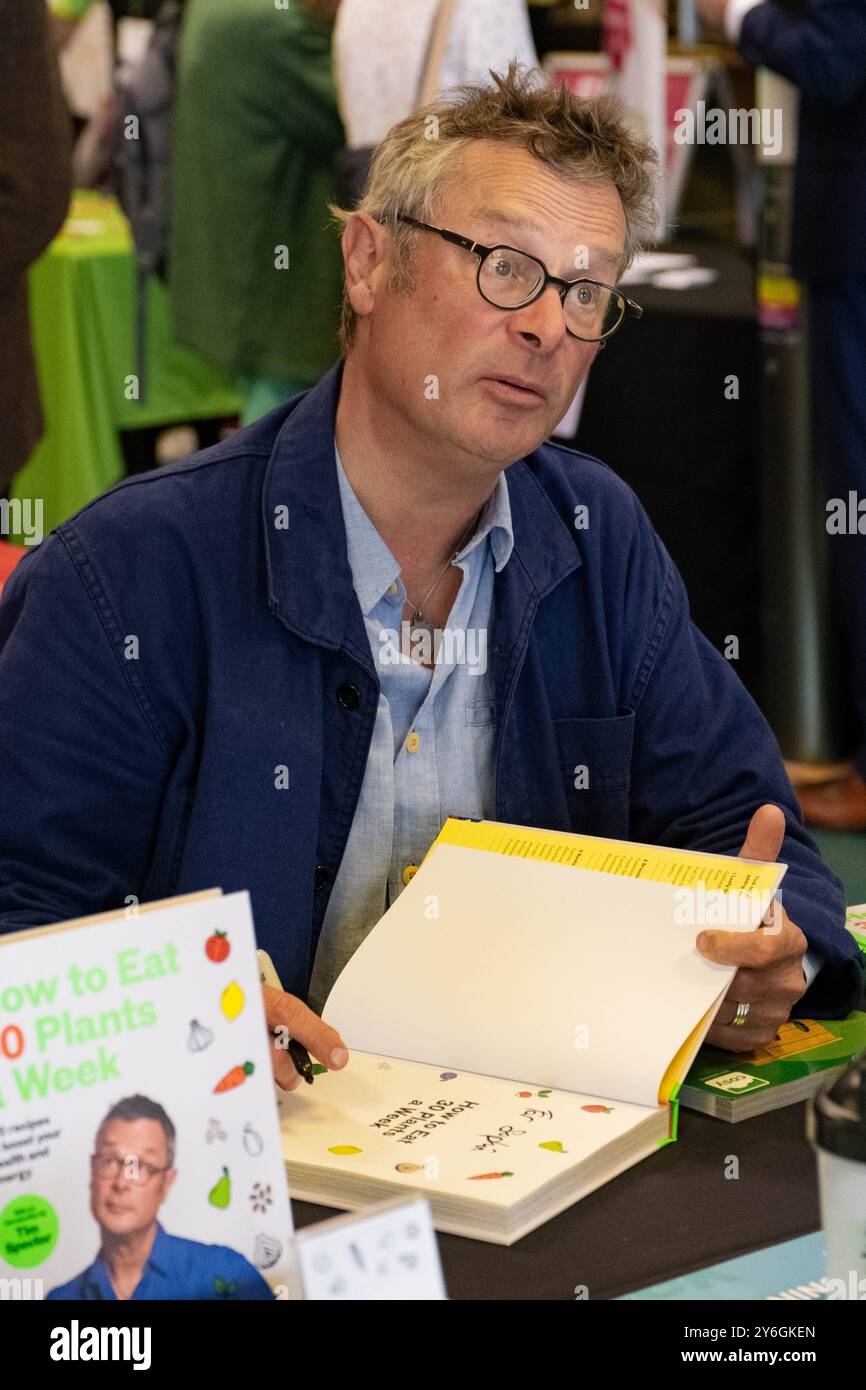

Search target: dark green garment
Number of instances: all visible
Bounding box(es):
[170,0,345,386]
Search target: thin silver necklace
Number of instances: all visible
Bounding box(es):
[403,509,481,627]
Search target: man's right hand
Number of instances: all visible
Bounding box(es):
[262,985,349,1090]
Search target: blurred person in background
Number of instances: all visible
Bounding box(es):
[334,0,539,151]
[169,0,345,425]
[0,0,71,497]
[699,0,866,830]
[48,1,166,179]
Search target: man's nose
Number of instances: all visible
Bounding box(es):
[506,283,570,347]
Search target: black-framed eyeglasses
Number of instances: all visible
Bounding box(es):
[395,214,642,343]
[90,1151,171,1185]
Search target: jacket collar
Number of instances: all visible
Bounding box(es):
[262,359,582,661]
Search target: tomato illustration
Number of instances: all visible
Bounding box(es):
[206,929,231,963]
[581,1104,614,1113]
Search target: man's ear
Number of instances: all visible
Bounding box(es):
[341,213,391,323]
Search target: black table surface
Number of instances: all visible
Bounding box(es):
[292,1099,820,1300]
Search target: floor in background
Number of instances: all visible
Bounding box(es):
[812,830,866,904]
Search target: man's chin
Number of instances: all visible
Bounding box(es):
[98,1211,143,1237]
[470,415,554,465]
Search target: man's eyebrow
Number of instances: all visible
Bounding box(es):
[469,210,624,279]
[102,1142,165,1158]
[471,208,541,237]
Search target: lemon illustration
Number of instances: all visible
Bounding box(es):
[220,981,244,1021]
[539,1140,568,1153]
[328,1145,362,1156]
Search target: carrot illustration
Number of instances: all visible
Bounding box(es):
[214,1060,254,1093]
[468,1170,514,1180]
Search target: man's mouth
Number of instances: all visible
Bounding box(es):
[483,376,546,404]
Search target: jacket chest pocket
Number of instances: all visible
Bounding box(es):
[553,711,635,839]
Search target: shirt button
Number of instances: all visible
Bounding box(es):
[402,865,419,885]
[405,731,421,753]
[336,684,361,711]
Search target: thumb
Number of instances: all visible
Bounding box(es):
[738,802,785,863]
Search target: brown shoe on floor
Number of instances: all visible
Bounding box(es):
[797,770,866,831]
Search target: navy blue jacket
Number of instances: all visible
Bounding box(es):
[0,362,862,1014]
[739,0,866,281]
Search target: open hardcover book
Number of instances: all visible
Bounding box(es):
[281,818,786,1245]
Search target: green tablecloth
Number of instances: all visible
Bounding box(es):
[10,191,242,543]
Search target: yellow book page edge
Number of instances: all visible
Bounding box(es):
[658,998,721,1104]
[434,818,781,895]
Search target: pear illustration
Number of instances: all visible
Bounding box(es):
[539,1140,568,1154]
[209,1166,232,1209]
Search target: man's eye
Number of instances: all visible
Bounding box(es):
[575,284,597,305]
[493,257,514,277]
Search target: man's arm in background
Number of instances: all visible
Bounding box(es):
[724,0,866,103]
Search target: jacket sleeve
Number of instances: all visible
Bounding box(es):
[0,530,175,929]
[738,0,866,105]
[623,509,865,1018]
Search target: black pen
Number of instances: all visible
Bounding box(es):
[288,1038,315,1084]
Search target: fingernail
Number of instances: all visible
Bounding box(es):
[329,1046,349,1068]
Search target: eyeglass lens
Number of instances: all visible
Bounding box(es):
[478,248,623,340]
[92,1151,160,1183]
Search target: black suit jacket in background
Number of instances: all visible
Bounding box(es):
[0,0,71,493]
[739,0,866,281]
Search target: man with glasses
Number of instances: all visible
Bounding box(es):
[46,1095,272,1299]
[1,67,863,1093]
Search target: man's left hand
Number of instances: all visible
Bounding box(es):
[696,0,731,27]
[699,804,809,1052]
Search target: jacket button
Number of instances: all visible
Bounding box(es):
[314,865,330,891]
[337,684,361,711]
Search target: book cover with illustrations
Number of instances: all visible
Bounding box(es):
[680,1011,866,1119]
[0,892,293,1300]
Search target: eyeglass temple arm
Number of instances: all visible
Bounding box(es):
[397,214,480,256]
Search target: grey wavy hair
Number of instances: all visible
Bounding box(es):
[331,62,659,353]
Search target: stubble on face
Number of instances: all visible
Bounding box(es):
[371,141,628,471]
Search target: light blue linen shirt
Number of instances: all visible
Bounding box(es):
[307,445,513,1012]
[307,445,823,1011]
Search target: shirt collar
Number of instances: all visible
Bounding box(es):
[456,470,514,573]
[263,362,583,660]
[85,1222,169,1297]
[334,443,514,617]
